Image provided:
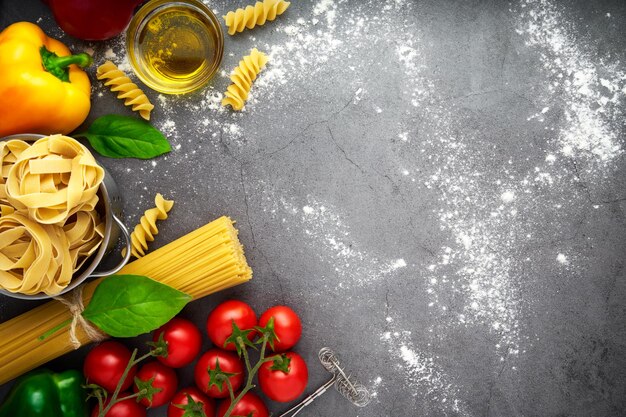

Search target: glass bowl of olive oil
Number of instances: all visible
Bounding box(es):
[126,0,224,94]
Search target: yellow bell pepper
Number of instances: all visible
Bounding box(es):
[0,22,92,137]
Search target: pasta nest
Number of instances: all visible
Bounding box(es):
[0,213,73,295]
[5,135,104,225]
[64,210,105,273]
[97,61,154,121]
[0,139,30,217]
[223,0,291,35]
[222,48,269,111]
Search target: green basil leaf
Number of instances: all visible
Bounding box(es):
[82,275,191,337]
[75,115,171,159]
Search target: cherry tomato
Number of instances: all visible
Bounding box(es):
[167,387,215,417]
[84,341,136,392]
[216,392,269,417]
[194,349,244,398]
[133,361,178,408]
[90,395,147,417]
[153,317,202,368]
[258,352,308,402]
[259,306,302,352]
[206,300,257,350]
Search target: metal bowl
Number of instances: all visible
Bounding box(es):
[0,134,131,300]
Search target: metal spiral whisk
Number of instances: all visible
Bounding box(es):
[318,347,371,406]
[279,348,371,417]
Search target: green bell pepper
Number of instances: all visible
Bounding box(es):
[0,369,88,417]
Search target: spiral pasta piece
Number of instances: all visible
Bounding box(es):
[124,193,174,259]
[222,48,268,111]
[96,61,154,120]
[0,213,73,295]
[223,0,290,35]
[5,135,104,225]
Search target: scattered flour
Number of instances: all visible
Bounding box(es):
[104,48,117,60]
[501,191,516,203]
[273,197,407,287]
[312,0,337,27]
[384,1,528,356]
[381,321,472,416]
[422,135,526,354]
[516,0,626,163]
[352,87,364,104]
[385,0,626,362]
[369,376,383,399]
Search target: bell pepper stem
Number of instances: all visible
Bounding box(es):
[48,52,93,68]
[40,46,93,82]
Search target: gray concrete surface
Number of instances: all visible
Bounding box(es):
[1,0,626,416]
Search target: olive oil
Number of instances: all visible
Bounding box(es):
[127,0,223,94]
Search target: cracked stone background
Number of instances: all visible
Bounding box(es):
[1,0,626,416]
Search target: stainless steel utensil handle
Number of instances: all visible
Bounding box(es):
[279,375,338,417]
[89,214,132,277]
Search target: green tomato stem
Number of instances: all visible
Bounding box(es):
[96,349,155,417]
[98,348,138,417]
[97,395,104,414]
[116,391,144,403]
[239,337,253,374]
[222,335,268,417]
[222,334,285,417]
[224,376,235,402]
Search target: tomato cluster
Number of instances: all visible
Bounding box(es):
[83,301,307,417]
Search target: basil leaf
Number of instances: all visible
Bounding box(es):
[82,275,191,337]
[75,115,171,159]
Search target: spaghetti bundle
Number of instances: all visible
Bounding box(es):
[0,216,252,384]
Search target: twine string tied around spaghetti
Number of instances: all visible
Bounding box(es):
[53,286,107,349]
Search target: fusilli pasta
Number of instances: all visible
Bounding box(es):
[222,48,268,111]
[96,61,154,120]
[223,0,290,35]
[124,193,174,259]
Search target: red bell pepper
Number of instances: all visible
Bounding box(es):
[43,0,144,41]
